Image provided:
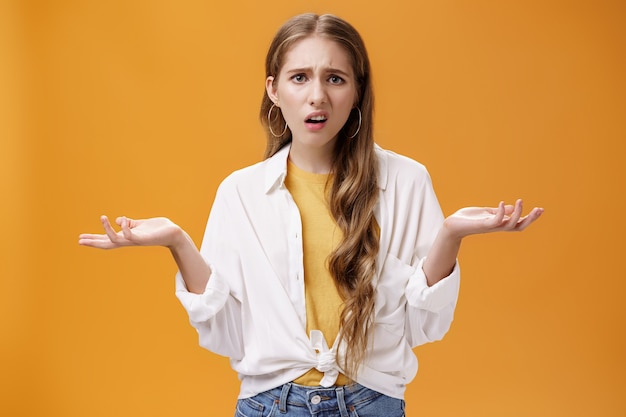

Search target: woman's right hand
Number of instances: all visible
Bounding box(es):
[79,215,183,250]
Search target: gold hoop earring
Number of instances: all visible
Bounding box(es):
[268,103,288,137]
[347,107,362,139]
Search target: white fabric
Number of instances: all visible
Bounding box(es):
[175,144,461,399]
[309,330,339,387]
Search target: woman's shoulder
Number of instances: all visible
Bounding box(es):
[217,160,269,192]
[217,148,288,196]
[374,144,431,185]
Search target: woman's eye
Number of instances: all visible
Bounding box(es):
[292,74,307,83]
[329,75,345,85]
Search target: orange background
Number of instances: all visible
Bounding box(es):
[2,1,625,416]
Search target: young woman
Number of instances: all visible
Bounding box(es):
[79,13,542,417]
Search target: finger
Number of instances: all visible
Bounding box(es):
[100,215,123,244]
[78,235,117,249]
[502,204,516,216]
[121,216,134,240]
[486,202,506,228]
[79,233,108,240]
[514,207,544,231]
[505,199,524,229]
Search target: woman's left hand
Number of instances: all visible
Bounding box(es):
[444,199,543,239]
[423,199,543,285]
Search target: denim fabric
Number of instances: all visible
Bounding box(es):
[234,382,405,417]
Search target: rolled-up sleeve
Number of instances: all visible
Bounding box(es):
[174,178,245,358]
[392,156,461,347]
[406,257,460,312]
[175,265,230,324]
[405,258,460,347]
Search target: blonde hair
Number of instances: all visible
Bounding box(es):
[260,13,379,379]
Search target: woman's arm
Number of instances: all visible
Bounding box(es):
[422,199,543,286]
[79,215,211,293]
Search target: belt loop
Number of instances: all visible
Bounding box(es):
[336,386,349,417]
[279,383,292,413]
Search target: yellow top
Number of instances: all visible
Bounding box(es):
[285,160,349,386]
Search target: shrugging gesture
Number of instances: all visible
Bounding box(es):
[423,199,543,286]
[78,215,182,249]
[79,215,211,293]
[77,13,547,413]
[79,198,543,290]
[445,199,543,237]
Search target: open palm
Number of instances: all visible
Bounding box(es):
[445,199,543,238]
[79,215,181,249]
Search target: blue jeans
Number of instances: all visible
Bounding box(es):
[235,382,405,417]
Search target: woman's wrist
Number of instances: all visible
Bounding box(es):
[167,226,190,252]
[441,217,466,243]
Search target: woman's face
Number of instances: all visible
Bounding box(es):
[266,35,357,168]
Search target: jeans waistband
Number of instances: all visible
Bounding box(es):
[260,382,379,416]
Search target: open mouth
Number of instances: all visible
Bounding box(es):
[305,115,327,124]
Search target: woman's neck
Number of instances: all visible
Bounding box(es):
[288,142,334,174]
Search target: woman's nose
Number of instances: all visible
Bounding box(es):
[308,79,327,106]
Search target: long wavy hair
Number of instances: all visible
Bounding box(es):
[259,13,379,379]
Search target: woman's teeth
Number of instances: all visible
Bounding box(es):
[307,116,327,123]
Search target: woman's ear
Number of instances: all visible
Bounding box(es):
[265,76,279,104]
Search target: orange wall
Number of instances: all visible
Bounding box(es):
[2,1,625,416]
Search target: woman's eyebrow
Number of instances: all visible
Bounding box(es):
[284,67,311,74]
[325,68,351,77]
[284,67,351,77]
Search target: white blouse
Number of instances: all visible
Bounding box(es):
[175,144,461,400]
